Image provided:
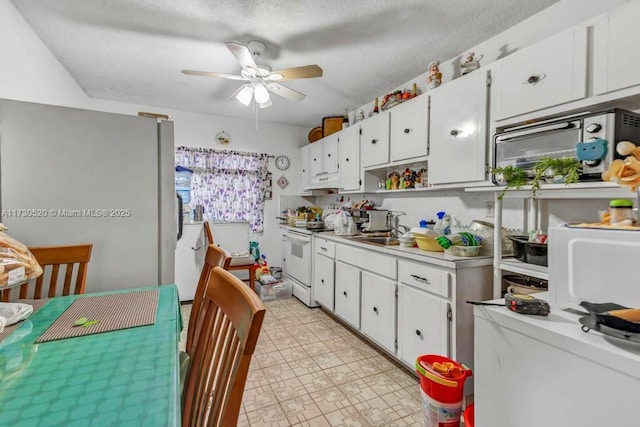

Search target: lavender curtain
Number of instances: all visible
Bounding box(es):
[175,147,269,232]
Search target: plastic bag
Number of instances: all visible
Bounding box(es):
[0,302,33,333]
[0,223,43,288]
[327,211,357,236]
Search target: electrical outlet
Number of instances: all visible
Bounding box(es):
[485,201,494,218]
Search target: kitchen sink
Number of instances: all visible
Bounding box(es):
[349,236,400,246]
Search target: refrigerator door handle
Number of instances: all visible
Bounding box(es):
[177,193,183,241]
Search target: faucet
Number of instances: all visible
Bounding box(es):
[387,211,409,237]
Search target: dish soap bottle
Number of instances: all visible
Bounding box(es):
[434,212,445,234]
[434,212,452,235]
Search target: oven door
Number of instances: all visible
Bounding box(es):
[494,119,582,182]
[284,230,312,286]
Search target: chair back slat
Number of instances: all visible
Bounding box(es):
[62,263,74,295]
[186,244,231,355]
[182,267,265,427]
[0,243,93,302]
[204,221,214,245]
[47,264,61,298]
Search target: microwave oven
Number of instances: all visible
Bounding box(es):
[493,108,640,184]
[549,225,640,308]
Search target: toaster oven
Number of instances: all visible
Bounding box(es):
[493,108,640,183]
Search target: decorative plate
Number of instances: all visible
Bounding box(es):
[216,131,230,146]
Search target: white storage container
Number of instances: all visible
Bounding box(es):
[255,280,292,302]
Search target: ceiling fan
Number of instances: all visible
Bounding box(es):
[182,40,323,108]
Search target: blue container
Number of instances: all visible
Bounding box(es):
[175,166,193,203]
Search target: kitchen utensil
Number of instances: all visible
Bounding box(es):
[444,245,482,257]
[308,126,323,143]
[467,293,550,316]
[579,301,640,334]
[579,315,640,342]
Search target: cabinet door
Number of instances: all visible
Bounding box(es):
[360,112,390,167]
[397,284,449,367]
[334,261,361,329]
[309,139,324,176]
[390,95,429,162]
[492,27,587,120]
[593,2,640,95]
[361,272,396,353]
[299,144,311,193]
[324,133,339,175]
[429,71,488,185]
[314,253,335,310]
[339,125,361,191]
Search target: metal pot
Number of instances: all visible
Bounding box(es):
[503,274,548,295]
[306,220,324,230]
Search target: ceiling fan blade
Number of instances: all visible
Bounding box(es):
[267,82,305,101]
[182,69,247,80]
[225,42,257,70]
[269,65,323,81]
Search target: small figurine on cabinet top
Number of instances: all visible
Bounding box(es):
[426,61,442,90]
[460,51,483,75]
[402,168,417,189]
[356,109,365,123]
[389,171,401,190]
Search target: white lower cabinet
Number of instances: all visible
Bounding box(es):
[314,252,335,310]
[397,283,450,367]
[360,271,396,354]
[334,261,361,329]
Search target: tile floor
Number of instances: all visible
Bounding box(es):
[179,296,424,426]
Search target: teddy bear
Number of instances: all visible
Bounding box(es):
[602,140,640,191]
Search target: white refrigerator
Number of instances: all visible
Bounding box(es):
[0,99,175,292]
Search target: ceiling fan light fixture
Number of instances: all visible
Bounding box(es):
[235,85,254,106]
[258,98,272,109]
[268,73,284,81]
[254,82,270,103]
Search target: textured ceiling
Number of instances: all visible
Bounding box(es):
[11,0,559,128]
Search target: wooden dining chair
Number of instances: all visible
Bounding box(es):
[185,244,231,356]
[182,266,266,427]
[1,243,93,302]
[204,221,256,291]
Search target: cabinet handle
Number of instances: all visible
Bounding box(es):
[404,128,412,134]
[410,274,430,284]
[313,158,317,162]
[373,307,378,314]
[302,169,306,173]
[320,247,327,251]
[523,74,547,86]
[371,139,378,145]
[343,291,347,297]
[450,129,461,137]
[328,153,331,157]
[416,330,421,336]
[190,246,202,251]
[321,279,324,284]
[345,158,349,162]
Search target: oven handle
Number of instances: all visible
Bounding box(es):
[496,121,579,142]
[285,234,311,244]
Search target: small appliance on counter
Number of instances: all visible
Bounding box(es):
[361,210,389,232]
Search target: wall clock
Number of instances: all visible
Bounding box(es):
[275,155,290,170]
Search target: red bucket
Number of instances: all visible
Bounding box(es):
[416,355,472,427]
[464,403,474,427]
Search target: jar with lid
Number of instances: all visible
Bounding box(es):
[609,199,634,226]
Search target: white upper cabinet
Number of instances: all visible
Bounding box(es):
[390,95,429,162]
[338,125,361,191]
[491,27,587,121]
[360,111,390,167]
[593,1,640,95]
[309,133,339,176]
[299,144,312,194]
[429,71,489,185]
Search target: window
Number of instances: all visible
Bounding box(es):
[175,147,269,232]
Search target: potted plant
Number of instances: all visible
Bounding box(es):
[493,157,581,200]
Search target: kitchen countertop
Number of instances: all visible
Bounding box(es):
[306,229,493,269]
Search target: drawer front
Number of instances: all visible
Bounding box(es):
[335,244,359,266]
[360,251,397,280]
[315,239,336,258]
[398,259,448,297]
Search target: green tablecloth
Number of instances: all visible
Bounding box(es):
[0,285,181,427]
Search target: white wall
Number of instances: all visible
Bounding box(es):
[0,0,306,269]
